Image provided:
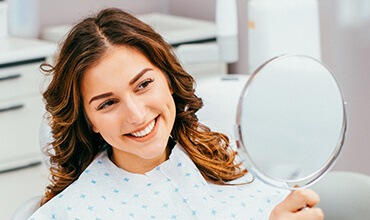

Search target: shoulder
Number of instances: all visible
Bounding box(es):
[29,151,119,219]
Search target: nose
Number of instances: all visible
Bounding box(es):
[122,96,145,125]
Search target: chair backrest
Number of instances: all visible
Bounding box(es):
[11,195,43,220]
[195,74,249,140]
[11,115,52,219]
[311,171,370,220]
[39,113,54,169]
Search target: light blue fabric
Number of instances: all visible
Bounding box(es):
[28,144,288,219]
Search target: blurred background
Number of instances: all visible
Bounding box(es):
[0,0,369,219]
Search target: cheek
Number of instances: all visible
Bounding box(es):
[86,115,100,134]
[169,98,176,115]
[159,90,175,114]
[91,115,118,135]
[84,108,108,135]
[166,96,177,125]
[83,108,98,133]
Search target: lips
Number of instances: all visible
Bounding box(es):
[130,119,156,138]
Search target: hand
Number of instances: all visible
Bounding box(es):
[269,188,324,220]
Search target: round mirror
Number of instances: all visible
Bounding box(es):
[236,54,347,190]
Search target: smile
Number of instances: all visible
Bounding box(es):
[130,119,156,138]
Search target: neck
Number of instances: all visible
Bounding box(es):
[110,147,170,174]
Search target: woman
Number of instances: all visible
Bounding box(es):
[29,8,323,219]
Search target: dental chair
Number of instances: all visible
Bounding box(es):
[12,74,370,220]
[311,171,370,220]
[11,195,43,220]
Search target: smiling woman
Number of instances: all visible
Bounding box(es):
[82,46,176,173]
[28,8,323,220]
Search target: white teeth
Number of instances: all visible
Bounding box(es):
[131,120,156,137]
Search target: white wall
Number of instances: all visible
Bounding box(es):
[319,0,370,175]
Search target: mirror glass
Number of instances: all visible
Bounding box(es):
[236,54,347,189]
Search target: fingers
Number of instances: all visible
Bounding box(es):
[293,207,324,220]
[280,188,320,212]
[270,188,323,220]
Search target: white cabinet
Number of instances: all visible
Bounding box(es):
[0,38,56,172]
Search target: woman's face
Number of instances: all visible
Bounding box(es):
[82,46,176,172]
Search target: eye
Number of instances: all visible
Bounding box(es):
[96,99,118,111]
[136,78,154,91]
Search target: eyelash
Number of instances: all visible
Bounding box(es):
[95,78,154,111]
[96,99,118,111]
[136,78,154,91]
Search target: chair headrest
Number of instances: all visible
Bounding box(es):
[196,74,249,140]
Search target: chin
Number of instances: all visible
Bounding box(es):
[139,144,167,160]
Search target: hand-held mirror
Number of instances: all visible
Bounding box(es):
[236,54,347,189]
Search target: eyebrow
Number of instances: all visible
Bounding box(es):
[88,68,153,105]
[129,68,153,86]
[88,92,113,105]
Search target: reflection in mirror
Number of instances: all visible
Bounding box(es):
[236,54,346,189]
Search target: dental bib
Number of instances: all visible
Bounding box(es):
[29,144,288,219]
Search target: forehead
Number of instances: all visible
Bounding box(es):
[83,46,150,82]
[80,46,171,96]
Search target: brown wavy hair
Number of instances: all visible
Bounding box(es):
[41,8,247,205]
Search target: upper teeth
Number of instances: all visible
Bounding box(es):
[131,120,155,137]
